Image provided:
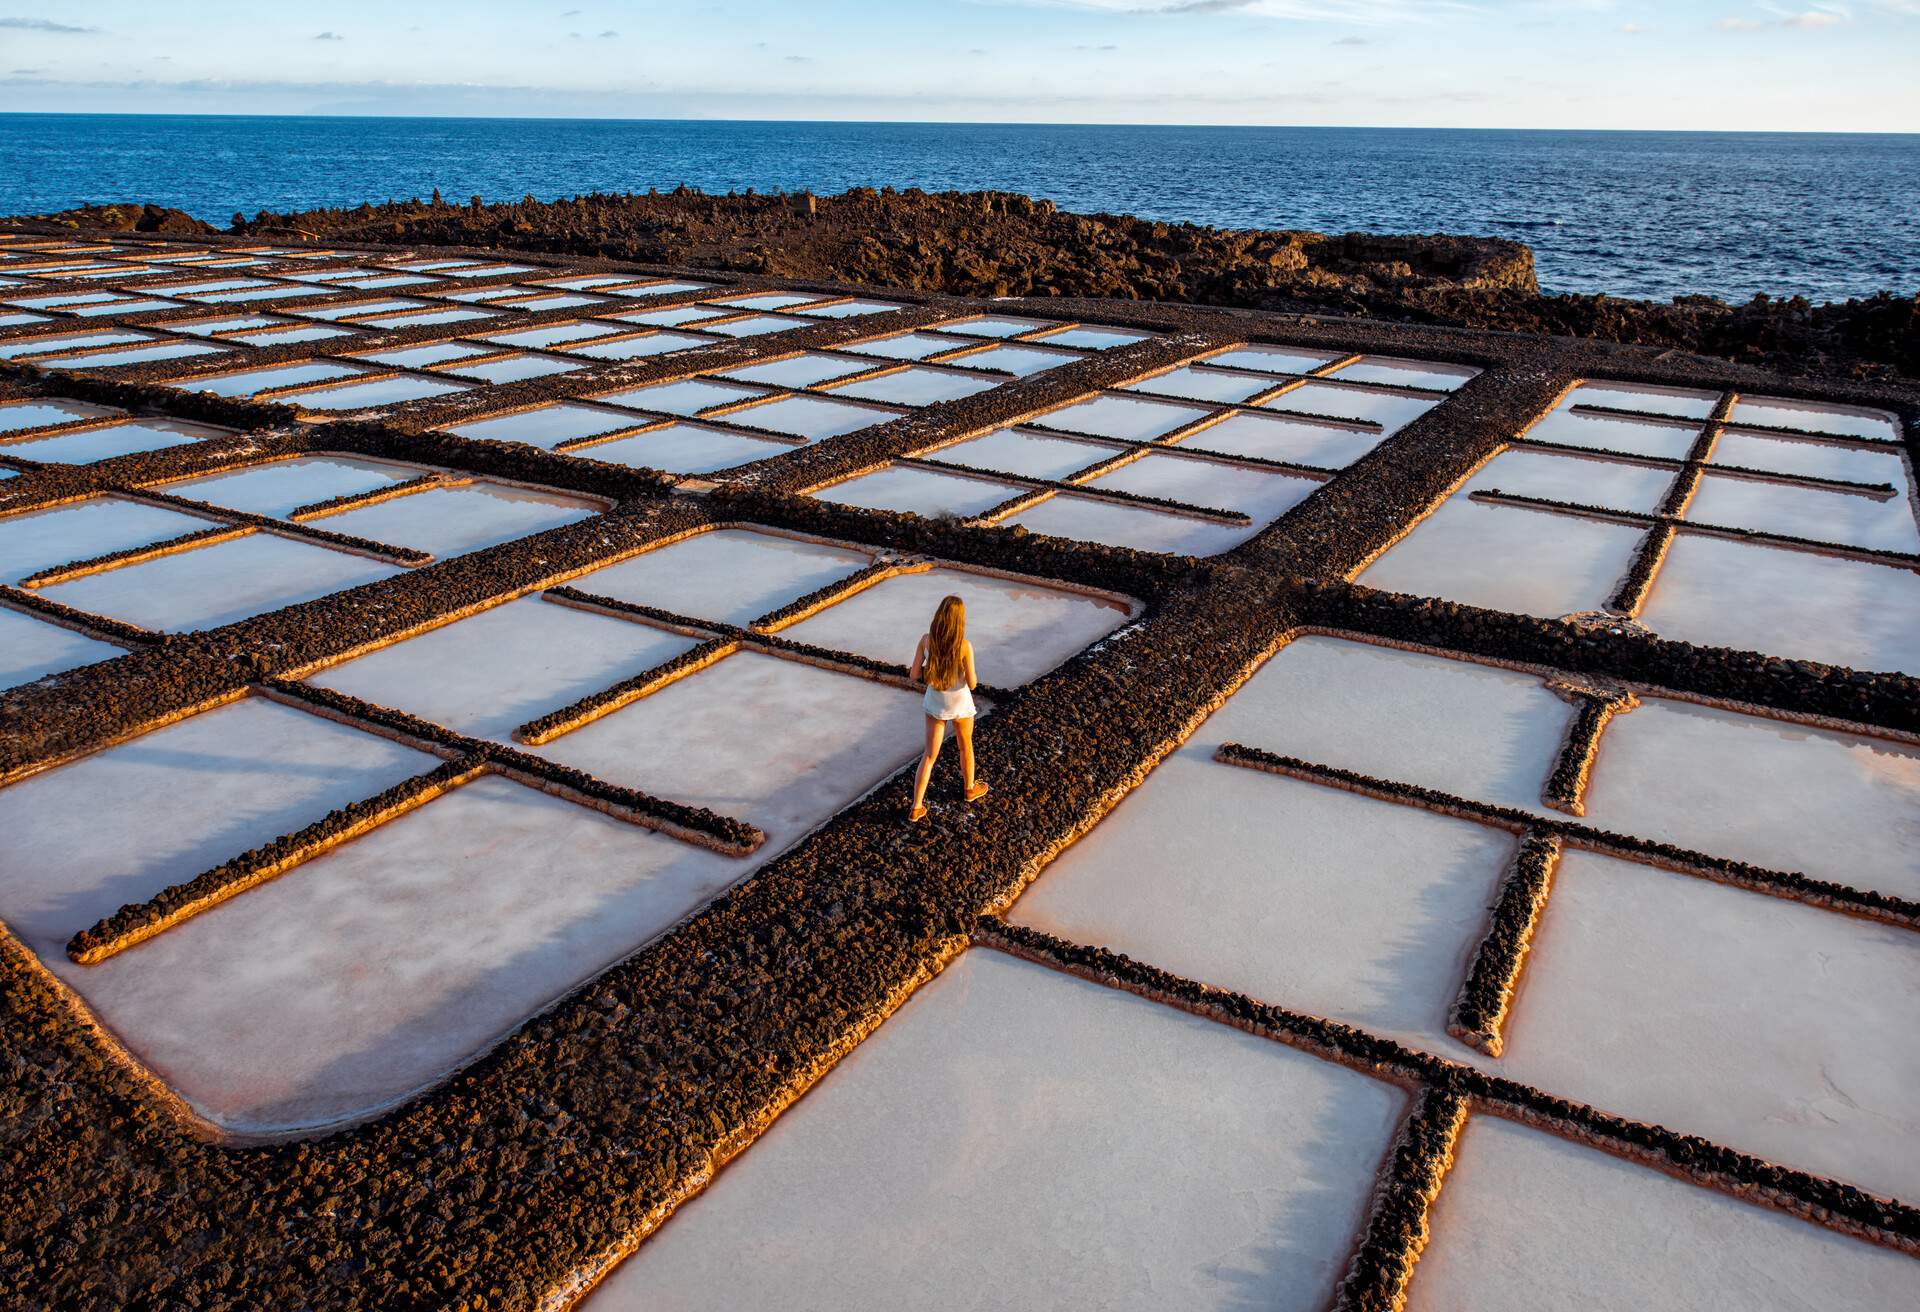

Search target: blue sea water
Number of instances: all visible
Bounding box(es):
[1,114,1915,304]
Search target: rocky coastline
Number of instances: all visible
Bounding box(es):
[35,189,1918,382]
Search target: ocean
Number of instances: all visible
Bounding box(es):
[2,115,1914,305]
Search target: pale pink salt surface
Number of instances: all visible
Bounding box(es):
[0,604,125,688]
[1029,324,1150,349]
[1261,381,1435,434]
[1173,409,1384,468]
[841,331,971,362]
[179,361,365,397]
[1014,451,1318,555]
[1224,634,1573,813]
[1408,1117,1920,1312]
[1007,633,1565,1044]
[1710,430,1911,487]
[444,402,643,449]
[568,423,793,474]
[812,465,1017,519]
[778,566,1133,686]
[1012,760,1511,1057]
[0,496,208,583]
[723,394,900,440]
[591,377,768,415]
[943,342,1080,375]
[1728,395,1901,441]
[534,649,927,850]
[567,527,872,625]
[1120,363,1274,404]
[1582,696,1920,901]
[1684,471,1920,553]
[1359,499,1644,620]
[315,482,598,558]
[62,775,747,1134]
[1521,408,1700,460]
[715,352,874,389]
[1032,393,1213,440]
[1328,356,1480,391]
[1,418,225,465]
[926,427,1115,480]
[1005,492,1245,556]
[934,313,1059,338]
[37,340,228,369]
[1203,343,1342,374]
[281,374,471,411]
[0,397,125,431]
[828,364,1000,407]
[38,533,402,632]
[0,696,431,989]
[439,354,583,385]
[1564,381,1720,418]
[1496,850,1920,1204]
[1638,534,1920,675]
[1086,450,1321,535]
[164,455,411,518]
[1463,448,1676,515]
[585,952,1405,1312]
[305,596,697,742]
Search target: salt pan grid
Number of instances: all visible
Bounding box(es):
[0,509,1133,1132]
[1,228,1916,1310]
[1361,378,1920,672]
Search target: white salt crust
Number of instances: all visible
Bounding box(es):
[57,775,745,1134]
[1639,534,1920,675]
[1360,498,1645,620]
[1408,1116,1920,1312]
[1497,850,1920,1204]
[305,596,698,743]
[586,952,1405,1311]
[778,566,1133,687]
[38,534,402,632]
[532,649,928,852]
[1583,696,1920,902]
[569,528,872,626]
[0,604,125,689]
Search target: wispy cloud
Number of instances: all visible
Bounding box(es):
[314,31,344,41]
[993,0,1475,21]
[1717,3,1850,28]
[0,16,99,33]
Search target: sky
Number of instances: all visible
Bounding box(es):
[0,1,1916,131]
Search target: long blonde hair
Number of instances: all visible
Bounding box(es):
[924,595,966,689]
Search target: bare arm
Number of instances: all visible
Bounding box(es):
[909,634,928,683]
[963,640,978,690]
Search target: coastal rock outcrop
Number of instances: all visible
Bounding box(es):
[38,187,1917,378]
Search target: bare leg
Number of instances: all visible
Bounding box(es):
[955,716,988,801]
[909,716,944,818]
[954,716,976,790]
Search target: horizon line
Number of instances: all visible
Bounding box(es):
[2,110,1917,137]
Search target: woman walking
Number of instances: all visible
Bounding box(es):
[908,593,989,823]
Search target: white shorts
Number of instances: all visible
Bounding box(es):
[923,683,976,721]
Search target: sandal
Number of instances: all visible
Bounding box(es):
[965,781,991,804]
[909,803,928,823]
